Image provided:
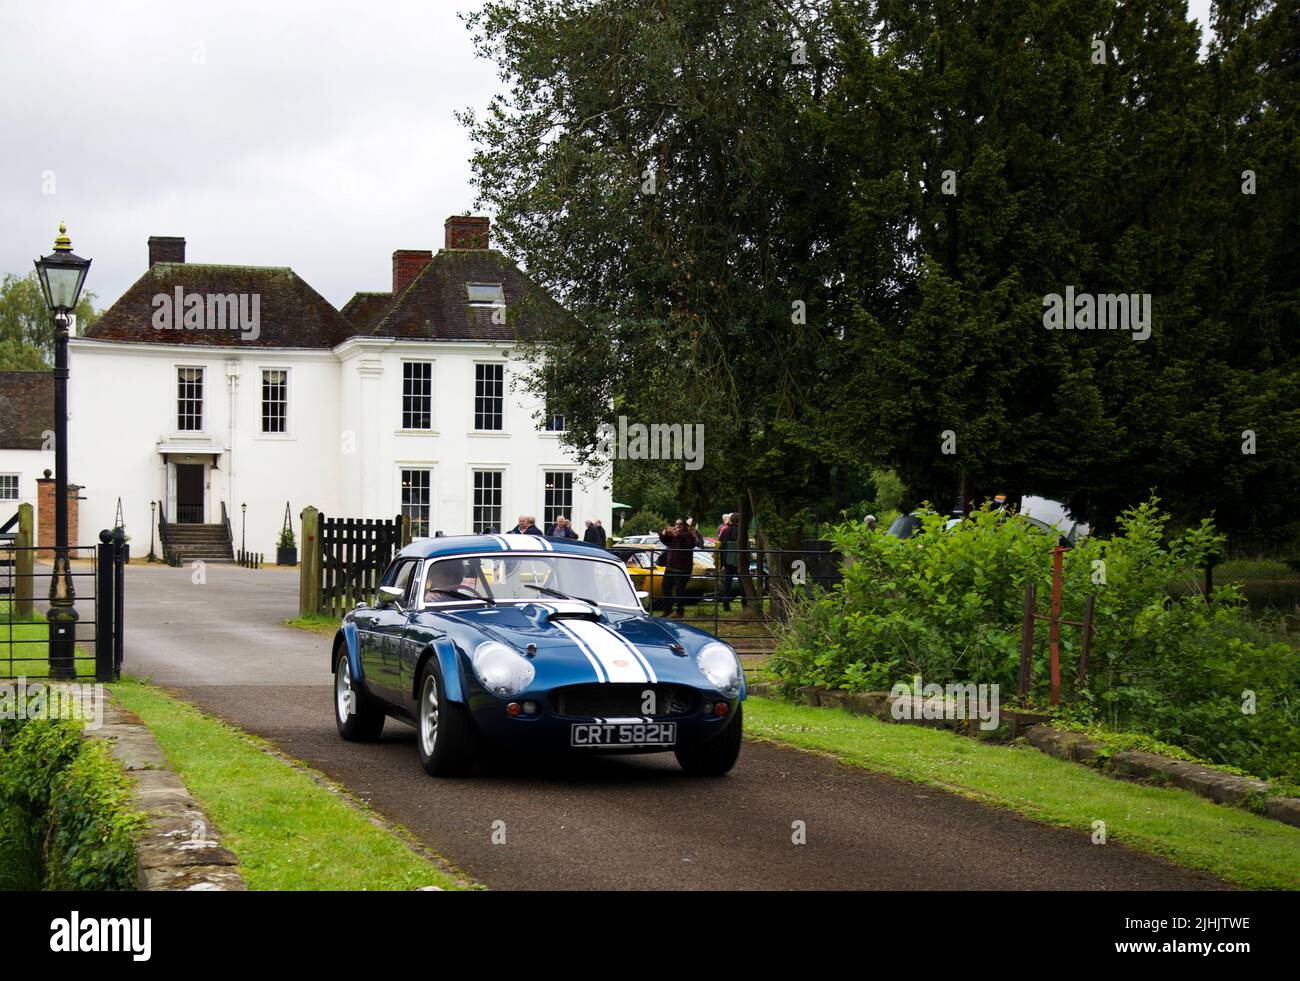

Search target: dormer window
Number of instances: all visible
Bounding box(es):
[466,283,505,308]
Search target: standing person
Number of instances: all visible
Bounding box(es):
[522,515,544,536]
[717,512,742,611]
[548,515,578,539]
[509,514,528,534]
[687,517,705,548]
[658,518,696,618]
[592,519,607,548]
[716,513,730,538]
[582,519,607,547]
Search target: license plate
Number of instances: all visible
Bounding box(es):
[570,721,677,747]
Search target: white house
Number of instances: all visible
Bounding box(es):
[67,216,610,559]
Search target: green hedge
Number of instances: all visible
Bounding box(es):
[0,713,141,890]
[771,499,1300,783]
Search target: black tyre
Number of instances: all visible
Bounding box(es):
[416,658,479,777]
[675,704,743,776]
[334,650,385,741]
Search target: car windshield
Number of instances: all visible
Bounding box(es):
[421,554,639,608]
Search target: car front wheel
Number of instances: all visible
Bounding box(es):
[335,651,385,741]
[675,704,743,776]
[416,658,478,777]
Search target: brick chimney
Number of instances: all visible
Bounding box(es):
[392,249,433,295]
[445,215,490,250]
[148,236,186,267]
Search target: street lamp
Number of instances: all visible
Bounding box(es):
[34,222,91,680]
[240,503,247,553]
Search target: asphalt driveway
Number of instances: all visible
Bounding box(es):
[119,562,1226,891]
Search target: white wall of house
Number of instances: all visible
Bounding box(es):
[66,336,610,556]
[0,447,54,537]
[67,339,343,555]
[335,338,611,537]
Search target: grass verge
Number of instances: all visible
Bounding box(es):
[283,614,338,636]
[744,696,1300,890]
[110,677,473,891]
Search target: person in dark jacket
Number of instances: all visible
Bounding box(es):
[658,518,696,617]
[582,520,607,547]
[717,512,743,611]
[687,517,705,548]
[547,515,578,539]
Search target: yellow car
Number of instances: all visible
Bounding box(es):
[623,544,720,605]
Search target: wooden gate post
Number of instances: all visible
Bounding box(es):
[300,506,320,616]
[15,503,33,618]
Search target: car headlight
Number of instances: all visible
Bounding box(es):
[696,642,742,698]
[472,641,535,698]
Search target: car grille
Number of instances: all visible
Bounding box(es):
[551,683,696,719]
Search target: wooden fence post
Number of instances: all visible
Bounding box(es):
[300,506,320,616]
[15,503,33,618]
[1018,581,1035,706]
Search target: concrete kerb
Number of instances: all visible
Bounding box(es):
[84,693,247,891]
[751,681,1300,830]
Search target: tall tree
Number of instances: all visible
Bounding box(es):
[463,0,862,549]
[464,0,1300,548]
[0,271,101,368]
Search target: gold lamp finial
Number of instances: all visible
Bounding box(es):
[53,221,72,252]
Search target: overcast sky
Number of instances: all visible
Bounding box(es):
[1,0,1214,311]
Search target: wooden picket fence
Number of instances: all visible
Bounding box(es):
[300,507,408,618]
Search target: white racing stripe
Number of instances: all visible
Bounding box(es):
[550,618,607,683]
[500,534,547,552]
[601,624,659,683]
[556,618,649,684]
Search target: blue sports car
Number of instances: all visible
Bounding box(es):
[331,534,745,777]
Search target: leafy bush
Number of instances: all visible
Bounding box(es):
[0,713,141,890]
[771,499,1300,782]
[619,509,668,537]
[45,739,139,889]
[277,525,296,549]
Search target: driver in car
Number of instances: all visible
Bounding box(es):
[424,559,467,602]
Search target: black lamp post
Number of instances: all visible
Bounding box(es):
[241,502,247,553]
[34,222,91,680]
[148,501,157,562]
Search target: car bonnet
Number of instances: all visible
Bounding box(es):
[437,602,703,687]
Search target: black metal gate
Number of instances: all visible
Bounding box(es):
[0,526,126,682]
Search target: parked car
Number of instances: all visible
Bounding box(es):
[332,534,745,777]
[607,533,667,563]
[623,546,719,604]
[886,510,931,539]
[889,497,1089,545]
